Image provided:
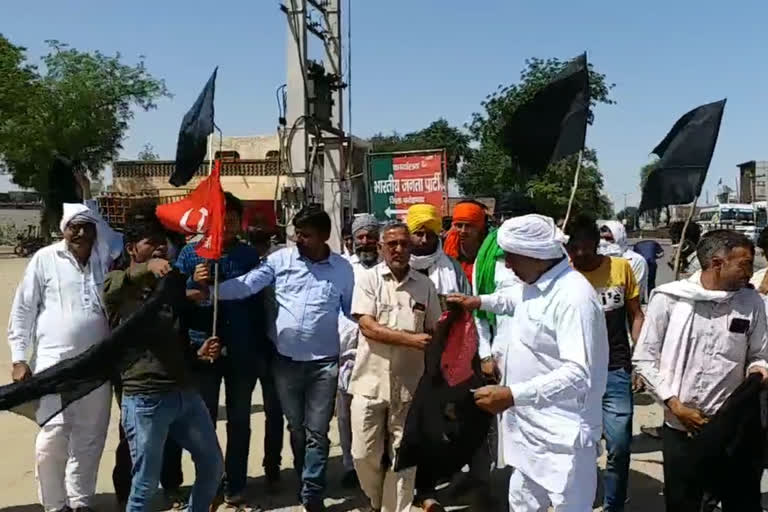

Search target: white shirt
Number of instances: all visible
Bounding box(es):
[338,259,378,392]
[750,268,767,293]
[625,250,648,301]
[473,259,521,359]
[632,283,768,431]
[7,241,112,424]
[480,258,609,493]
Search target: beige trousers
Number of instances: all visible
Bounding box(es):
[350,395,416,512]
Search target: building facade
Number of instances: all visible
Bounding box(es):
[738,160,768,202]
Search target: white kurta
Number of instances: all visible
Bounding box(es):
[480,259,609,495]
[473,258,521,360]
[7,241,112,510]
[337,259,377,472]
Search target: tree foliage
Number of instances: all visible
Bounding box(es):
[526,149,613,219]
[639,159,667,226]
[0,35,170,226]
[138,142,159,161]
[370,118,470,177]
[458,56,616,219]
[640,159,659,188]
[617,206,639,231]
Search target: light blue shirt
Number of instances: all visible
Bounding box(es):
[218,246,354,361]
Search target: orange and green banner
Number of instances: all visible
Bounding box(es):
[368,150,446,221]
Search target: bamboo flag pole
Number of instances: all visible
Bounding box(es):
[562,150,584,230]
[208,132,220,339]
[673,195,699,280]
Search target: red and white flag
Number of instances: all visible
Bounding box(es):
[156,160,226,260]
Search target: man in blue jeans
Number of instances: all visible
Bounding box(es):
[103,215,224,512]
[197,205,354,512]
[566,215,645,512]
[177,193,284,505]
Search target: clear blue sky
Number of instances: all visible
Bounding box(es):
[2,0,767,210]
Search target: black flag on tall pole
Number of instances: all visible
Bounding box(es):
[639,99,726,212]
[499,52,590,173]
[170,67,217,187]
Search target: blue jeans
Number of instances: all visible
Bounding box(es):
[121,390,224,512]
[602,368,633,512]
[198,356,284,496]
[273,355,338,506]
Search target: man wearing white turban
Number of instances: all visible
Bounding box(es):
[8,203,121,512]
[448,214,609,512]
[337,213,381,488]
[599,220,649,301]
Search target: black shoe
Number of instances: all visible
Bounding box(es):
[73,508,95,512]
[341,469,359,489]
[303,499,327,512]
[163,488,189,510]
[265,467,281,495]
[265,466,281,482]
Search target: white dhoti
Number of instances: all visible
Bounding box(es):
[336,391,354,472]
[7,205,120,512]
[36,383,111,511]
[507,445,596,512]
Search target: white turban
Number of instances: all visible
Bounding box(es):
[60,202,122,272]
[600,220,628,251]
[497,214,566,260]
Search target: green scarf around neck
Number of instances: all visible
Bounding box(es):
[474,229,504,326]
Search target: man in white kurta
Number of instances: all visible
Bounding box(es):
[337,213,380,487]
[7,203,120,512]
[450,214,609,511]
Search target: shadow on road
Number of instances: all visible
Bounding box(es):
[631,431,664,455]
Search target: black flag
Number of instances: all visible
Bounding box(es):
[0,272,189,425]
[639,99,726,212]
[499,53,590,173]
[171,67,217,187]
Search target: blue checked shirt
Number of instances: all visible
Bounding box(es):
[217,246,354,361]
[174,242,266,360]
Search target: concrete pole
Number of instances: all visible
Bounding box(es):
[322,0,345,252]
[285,0,308,181]
[283,0,308,241]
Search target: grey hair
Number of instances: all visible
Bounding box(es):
[696,229,754,270]
[379,221,410,241]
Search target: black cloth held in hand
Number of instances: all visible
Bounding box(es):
[0,271,190,426]
[394,306,491,483]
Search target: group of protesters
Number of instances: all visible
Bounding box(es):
[7,191,768,512]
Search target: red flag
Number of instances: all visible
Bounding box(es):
[156,160,226,260]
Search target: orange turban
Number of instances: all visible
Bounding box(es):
[452,202,486,229]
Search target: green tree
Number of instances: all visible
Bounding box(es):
[370,118,470,177]
[617,206,639,231]
[640,159,659,188]
[138,142,159,161]
[0,36,170,230]
[525,149,613,219]
[639,159,666,226]
[458,56,616,218]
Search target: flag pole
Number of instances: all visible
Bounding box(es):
[673,195,699,280]
[209,129,220,339]
[562,150,584,230]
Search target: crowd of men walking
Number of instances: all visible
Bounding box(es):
[7,193,768,512]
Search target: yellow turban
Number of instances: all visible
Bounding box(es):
[406,204,442,234]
